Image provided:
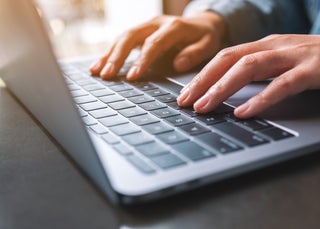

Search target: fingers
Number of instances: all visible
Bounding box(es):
[126,21,184,80]
[173,34,218,72]
[177,40,271,107]
[235,66,310,118]
[90,22,158,79]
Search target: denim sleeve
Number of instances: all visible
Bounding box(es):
[183,0,311,45]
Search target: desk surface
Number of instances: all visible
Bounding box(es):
[1,86,320,229]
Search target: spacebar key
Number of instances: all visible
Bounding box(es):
[214,122,269,147]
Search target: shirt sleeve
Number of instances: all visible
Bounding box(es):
[183,0,311,45]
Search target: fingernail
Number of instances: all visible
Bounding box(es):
[101,62,114,78]
[235,102,250,117]
[177,87,190,105]
[194,94,210,111]
[127,66,140,81]
[174,57,190,72]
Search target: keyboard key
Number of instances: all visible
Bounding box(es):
[180,107,198,117]
[179,123,210,136]
[132,82,158,91]
[89,108,117,119]
[142,122,174,135]
[109,83,133,92]
[238,118,272,131]
[214,122,269,147]
[71,89,89,97]
[195,113,225,125]
[90,89,114,97]
[196,132,243,154]
[101,133,120,145]
[122,132,154,146]
[80,101,108,111]
[76,79,95,86]
[78,108,88,117]
[150,153,186,169]
[99,115,128,127]
[173,141,215,161]
[128,95,155,104]
[118,107,147,118]
[136,142,169,157]
[165,114,194,127]
[108,100,135,110]
[126,155,156,174]
[157,131,188,144]
[156,94,177,103]
[151,107,180,118]
[100,94,125,104]
[74,95,97,104]
[90,124,108,135]
[82,116,97,126]
[118,89,143,98]
[113,144,133,156]
[167,101,181,110]
[146,88,169,97]
[130,114,159,126]
[109,123,140,136]
[213,103,234,114]
[139,101,167,111]
[83,84,105,92]
[259,127,294,141]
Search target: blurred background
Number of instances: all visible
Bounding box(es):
[35,0,190,58]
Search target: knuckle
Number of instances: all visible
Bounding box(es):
[272,76,292,91]
[209,82,224,97]
[144,35,162,48]
[167,17,185,28]
[238,54,258,67]
[254,92,270,107]
[216,47,238,60]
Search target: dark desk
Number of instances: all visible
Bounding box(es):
[1,86,320,229]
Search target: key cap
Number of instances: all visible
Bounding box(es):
[214,122,269,147]
[259,127,294,141]
[136,142,169,157]
[157,131,188,144]
[99,115,128,127]
[130,114,159,126]
[150,153,186,169]
[80,101,108,111]
[151,107,180,118]
[179,123,210,136]
[128,95,155,104]
[165,115,194,127]
[109,123,140,136]
[173,141,215,161]
[89,108,117,119]
[142,122,174,135]
[118,107,147,118]
[108,100,135,110]
[126,155,156,174]
[139,101,167,111]
[122,132,154,146]
[196,132,243,154]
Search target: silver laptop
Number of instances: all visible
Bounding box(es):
[1,0,320,205]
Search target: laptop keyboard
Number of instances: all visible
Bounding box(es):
[61,60,295,174]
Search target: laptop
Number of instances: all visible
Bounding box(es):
[1,0,320,205]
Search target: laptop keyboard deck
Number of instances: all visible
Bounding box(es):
[61,60,295,174]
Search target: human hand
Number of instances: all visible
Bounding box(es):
[90,12,226,81]
[177,34,320,119]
